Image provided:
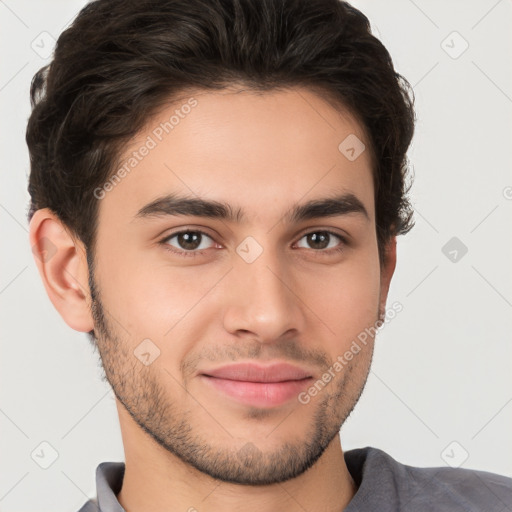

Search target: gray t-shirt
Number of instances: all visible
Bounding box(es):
[77,446,512,511]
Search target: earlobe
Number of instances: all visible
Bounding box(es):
[29,208,95,333]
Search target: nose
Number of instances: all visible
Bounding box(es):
[222,243,306,344]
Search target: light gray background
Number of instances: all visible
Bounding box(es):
[1,1,511,511]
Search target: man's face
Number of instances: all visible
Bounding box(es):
[89,86,390,485]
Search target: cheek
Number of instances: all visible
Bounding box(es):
[101,250,225,342]
[303,251,381,342]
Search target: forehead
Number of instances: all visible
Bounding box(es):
[97,86,375,227]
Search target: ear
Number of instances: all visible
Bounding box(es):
[29,208,94,332]
[378,235,397,317]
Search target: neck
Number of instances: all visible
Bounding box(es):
[116,405,357,512]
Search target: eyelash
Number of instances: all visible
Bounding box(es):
[158,229,348,258]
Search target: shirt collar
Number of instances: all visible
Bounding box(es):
[89,447,384,511]
[95,461,126,512]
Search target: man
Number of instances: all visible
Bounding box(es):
[26,0,512,510]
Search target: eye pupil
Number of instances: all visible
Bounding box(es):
[178,232,202,250]
[308,232,329,250]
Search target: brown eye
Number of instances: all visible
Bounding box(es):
[161,230,215,256]
[296,231,345,253]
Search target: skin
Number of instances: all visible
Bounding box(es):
[29,86,396,512]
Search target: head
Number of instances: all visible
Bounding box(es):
[27,0,415,486]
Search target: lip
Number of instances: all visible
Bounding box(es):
[200,362,313,382]
[199,362,314,408]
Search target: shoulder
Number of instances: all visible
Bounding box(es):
[345,446,512,511]
[405,458,512,510]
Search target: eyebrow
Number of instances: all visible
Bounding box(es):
[133,192,369,224]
